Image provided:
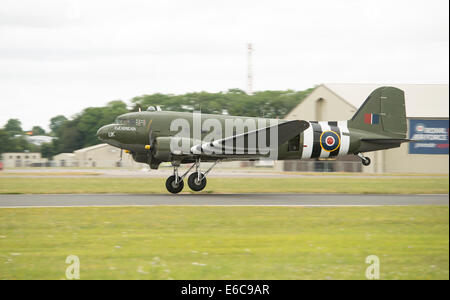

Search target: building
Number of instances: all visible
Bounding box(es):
[51,143,243,169]
[283,83,449,174]
[67,143,244,169]
[53,153,77,167]
[1,152,48,168]
[0,145,144,169]
[25,135,55,146]
[74,143,145,168]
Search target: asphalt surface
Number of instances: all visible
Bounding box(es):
[0,193,448,207]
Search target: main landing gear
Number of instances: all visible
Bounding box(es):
[165,159,219,194]
[357,153,371,166]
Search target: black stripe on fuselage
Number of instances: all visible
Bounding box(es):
[328,121,341,157]
[310,122,322,159]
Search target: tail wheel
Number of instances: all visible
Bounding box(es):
[188,172,207,192]
[165,175,184,194]
[362,157,371,166]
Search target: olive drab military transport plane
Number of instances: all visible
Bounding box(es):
[97,86,411,194]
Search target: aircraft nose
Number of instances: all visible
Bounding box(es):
[96,125,109,141]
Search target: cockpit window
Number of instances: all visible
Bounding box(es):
[115,118,130,125]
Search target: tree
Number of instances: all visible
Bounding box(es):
[4,119,22,134]
[55,119,84,153]
[0,127,40,154]
[49,115,68,136]
[41,142,56,160]
[130,88,314,119]
[3,136,39,153]
[76,100,128,147]
[31,126,46,136]
[0,129,10,154]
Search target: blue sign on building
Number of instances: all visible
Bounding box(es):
[409,119,449,155]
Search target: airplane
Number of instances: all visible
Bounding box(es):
[97,86,410,194]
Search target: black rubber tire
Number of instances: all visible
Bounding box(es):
[362,157,371,166]
[165,175,184,194]
[188,172,207,192]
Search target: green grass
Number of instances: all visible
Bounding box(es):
[0,206,448,279]
[0,177,448,194]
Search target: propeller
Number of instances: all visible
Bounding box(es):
[147,120,155,150]
[149,130,156,149]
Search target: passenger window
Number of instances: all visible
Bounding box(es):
[288,135,300,152]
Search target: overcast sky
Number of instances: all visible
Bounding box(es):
[0,0,448,130]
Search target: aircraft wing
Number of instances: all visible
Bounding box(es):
[190,120,310,156]
[361,138,415,144]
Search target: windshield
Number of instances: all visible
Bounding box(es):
[115,118,131,125]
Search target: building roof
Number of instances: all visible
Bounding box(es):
[54,153,75,158]
[74,143,109,154]
[322,83,449,118]
[2,152,41,155]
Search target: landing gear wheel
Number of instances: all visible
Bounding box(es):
[188,172,207,192]
[165,175,184,194]
[362,157,371,166]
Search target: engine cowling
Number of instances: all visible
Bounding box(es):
[131,152,161,169]
[154,136,195,160]
[153,137,172,161]
[132,152,151,164]
[132,137,194,169]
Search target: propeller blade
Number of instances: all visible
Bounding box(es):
[149,130,155,147]
[148,120,155,148]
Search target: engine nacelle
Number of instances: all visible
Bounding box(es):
[132,137,194,169]
[153,137,172,161]
[132,152,161,169]
[154,136,194,161]
[132,152,151,164]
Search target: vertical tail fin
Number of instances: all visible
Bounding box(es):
[348,86,407,138]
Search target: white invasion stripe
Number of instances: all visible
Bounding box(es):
[202,143,214,150]
[201,143,212,153]
[301,123,314,159]
[203,143,225,154]
[319,121,331,158]
[190,145,202,153]
[337,120,350,156]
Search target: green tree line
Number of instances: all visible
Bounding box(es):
[0,88,313,160]
[130,88,313,118]
[0,119,40,155]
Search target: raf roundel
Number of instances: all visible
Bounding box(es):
[320,130,341,152]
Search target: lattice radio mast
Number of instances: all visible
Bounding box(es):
[247,43,253,95]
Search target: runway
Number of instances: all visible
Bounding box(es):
[0,193,447,208]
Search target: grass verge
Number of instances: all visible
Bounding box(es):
[0,177,448,194]
[0,206,448,279]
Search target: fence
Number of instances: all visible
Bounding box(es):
[284,160,363,173]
